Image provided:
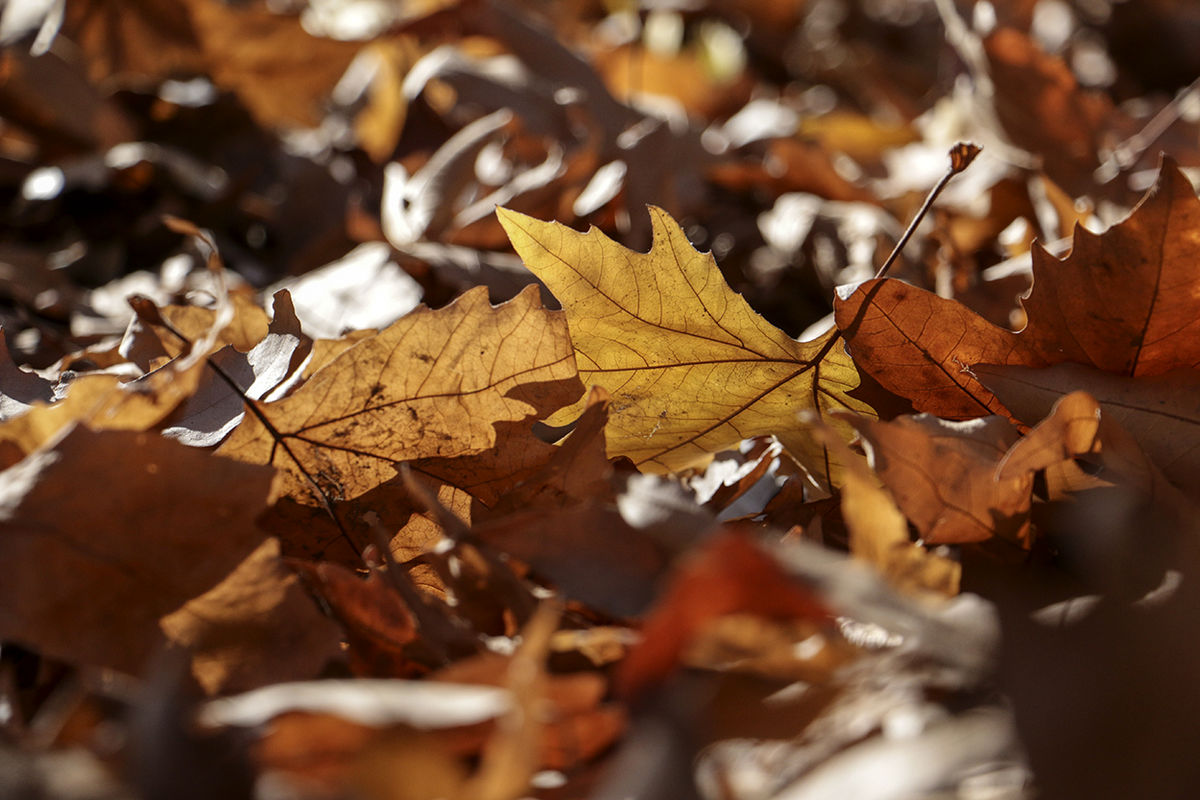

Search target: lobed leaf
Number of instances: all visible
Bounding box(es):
[219,285,581,505]
[835,158,1200,420]
[498,205,874,487]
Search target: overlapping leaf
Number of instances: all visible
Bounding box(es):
[219,285,582,505]
[0,426,274,675]
[835,158,1200,420]
[498,206,874,486]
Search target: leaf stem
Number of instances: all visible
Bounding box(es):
[872,142,981,281]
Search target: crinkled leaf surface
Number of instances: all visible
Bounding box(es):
[835,158,1200,420]
[498,206,873,485]
[219,285,581,505]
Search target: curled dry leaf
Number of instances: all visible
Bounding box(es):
[0,359,207,460]
[219,285,582,508]
[843,414,1030,546]
[994,389,1102,481]
[432,649,625,773]
[995,389,1199,563]
[163,290,312,448]
[160,538,342,695]
[499,205,874,488]
[0,332,54,423]
[835,158,1200,421]
[980,362,1200,495]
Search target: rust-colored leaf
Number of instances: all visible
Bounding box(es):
[615,528,833,700]
[842,414,1031,546]
[835,158,1200,420]
[62,0,372,128]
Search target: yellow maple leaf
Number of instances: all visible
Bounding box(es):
[498,206,874,487]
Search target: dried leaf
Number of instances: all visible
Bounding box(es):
[219,285,581,507]
[813,420,960,596]
[499,206,874,487]
[0,331,55,422]
[0,426,273,674]
[844,414,1031,546]
[161,538,342,694]
[615,529,832,699]
[979,362,1200,494]
[0,360,207,459]
[984,27,1122,198]
[995,389,1101,481]
[162,290,312,447]
[63,0,368,127]
[292,560,419,677]
[835,158,1200,420]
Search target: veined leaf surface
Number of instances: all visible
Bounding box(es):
[499,205,873,486]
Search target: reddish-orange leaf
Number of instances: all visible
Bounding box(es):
[835,158,1200,421]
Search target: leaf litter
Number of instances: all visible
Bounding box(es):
[4,2,1200,799]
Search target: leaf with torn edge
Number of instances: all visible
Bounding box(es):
[498,205,874,487]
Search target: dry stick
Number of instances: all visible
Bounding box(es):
[127,296,360,556]
[874,142,981,281]
[1096,75,1200,184]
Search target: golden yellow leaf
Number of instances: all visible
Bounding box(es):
[498,206,874,485]
[219,285,581,505]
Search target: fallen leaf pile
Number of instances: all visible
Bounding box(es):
[3,2,1200,799]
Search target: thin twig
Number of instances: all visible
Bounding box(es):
[873,142,981,281]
